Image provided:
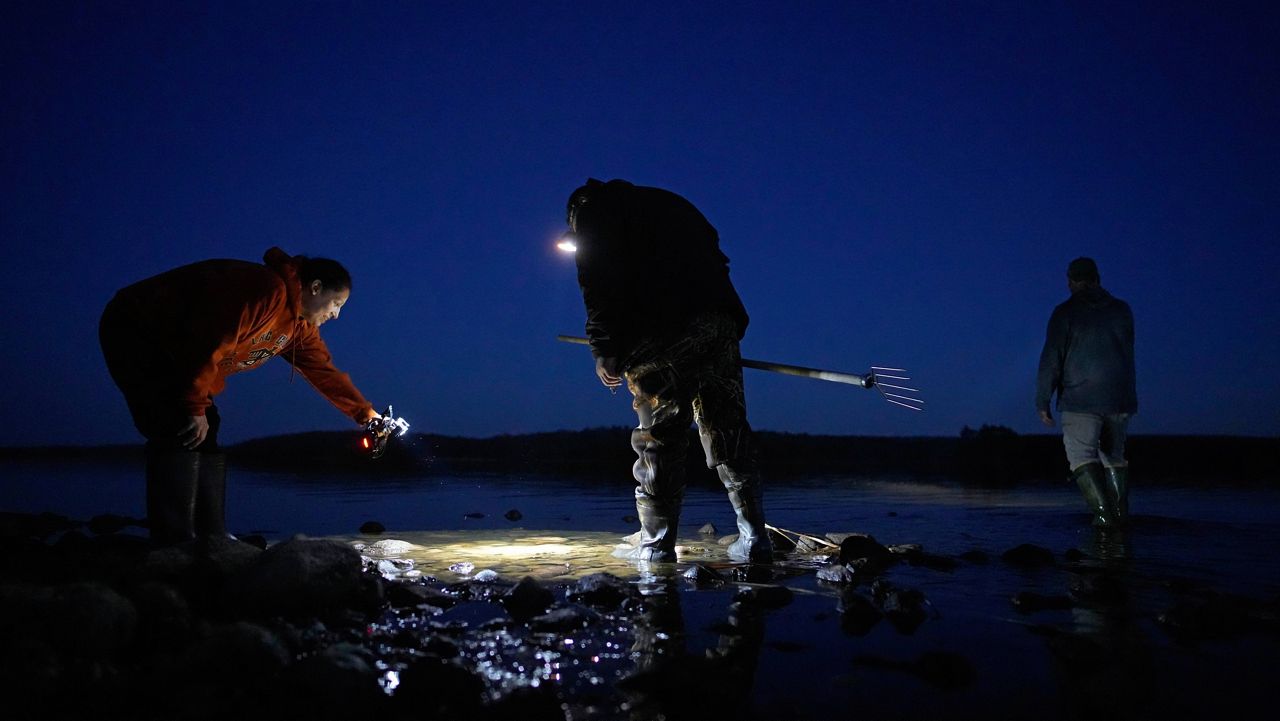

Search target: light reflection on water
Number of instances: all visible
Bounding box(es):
[341,529,812,582]
[5,458,1280,718]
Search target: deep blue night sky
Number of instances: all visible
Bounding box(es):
[2,1,1277,447]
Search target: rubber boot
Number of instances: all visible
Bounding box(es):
[1071,462,1117,528]
[615,492,682,562]
[720,464,773,562]
[145,450,199,545]
[195,452,236,541]
[1105,465,1130,522]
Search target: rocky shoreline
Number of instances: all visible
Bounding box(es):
[4,509,1280,721]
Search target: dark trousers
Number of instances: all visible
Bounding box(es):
[99,299,221,453]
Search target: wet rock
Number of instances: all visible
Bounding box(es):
[473,569,500,582]
[374,558,415,579]
[435,600,510,629]
[838,533,895,570]
[223,538,378,620]
[1011,591,1074,614]
[816,563,858,584]
[0,511,79,541]
[851,651,975,690]
[837,589,882,636]
[86,513,135,536]
[1069,574,1127,606]
[872,580,930,634]
[485,684,569,721]
[139,544,200,582]
[129,580,194,651]
[49,581,139,659]
[766,528,798,552]
[1156,591,1280,641]
[733,585,793,609]
[280,642,386,718]
[1001,543,1056,567]
[682,563,726,587]
[391,656,486,718]
[891,544,960,572]
[448,561,476,575]
[698,522,718,535]
[386,581,457,610]
[198,536,264,579]
[1027,624,1107,672]
[359,520,385,534]
[239,534,268,550]
[567,572,634,609]
[174,620,291,684]
[504,509,523,521]
[793,533,834,553]
[528,604,600,632]
[501,576,555,623]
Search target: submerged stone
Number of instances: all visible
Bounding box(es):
[567,572,634,609]
[501,576,554,623]
[1001,543,1057,567]
[1012,591,1074,614]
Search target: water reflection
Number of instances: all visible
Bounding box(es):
[1041,527,1155,721]
[343,529,768,581]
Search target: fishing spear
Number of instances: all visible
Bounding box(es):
[556,335,923,411]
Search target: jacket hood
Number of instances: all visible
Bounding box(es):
[264,247,303,318]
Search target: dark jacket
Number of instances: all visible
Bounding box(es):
[568,179,749,362]
[1036,286,1137,415]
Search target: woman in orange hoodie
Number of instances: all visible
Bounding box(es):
[99,247,380,544]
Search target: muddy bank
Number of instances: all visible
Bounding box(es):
[2,509,1279,721]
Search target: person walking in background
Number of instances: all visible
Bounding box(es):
[99,247,382,545]
[1036,257,1137,527]
[564,178,772,562]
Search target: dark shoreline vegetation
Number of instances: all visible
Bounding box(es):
[4,426,1277,486]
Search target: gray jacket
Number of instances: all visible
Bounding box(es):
[1036,286,1137,415]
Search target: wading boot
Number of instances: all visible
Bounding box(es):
[1071,462,1118,528]
[1105,465,1130,523]
[615,493,682,562]
[720,465,773,562]
[195,452,236,541]
[145,450,199,545]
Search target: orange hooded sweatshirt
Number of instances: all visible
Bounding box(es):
[106,247,375,424]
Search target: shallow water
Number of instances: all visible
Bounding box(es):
[4,457,1280,719]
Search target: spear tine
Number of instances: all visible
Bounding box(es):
[883,397,924,411]
[873,373,911,381]
[884,392,924,405]
[875,382,920,393]
[871,366,906,372]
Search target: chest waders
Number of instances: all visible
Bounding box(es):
[614,316,773,562]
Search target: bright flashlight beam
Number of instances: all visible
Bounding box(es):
[556,238,578,253]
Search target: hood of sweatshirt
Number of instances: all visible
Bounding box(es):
[263,247,304,322]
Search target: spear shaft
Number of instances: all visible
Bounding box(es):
[556,334,873,389]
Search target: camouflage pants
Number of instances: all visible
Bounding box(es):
[625,313,757,500]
